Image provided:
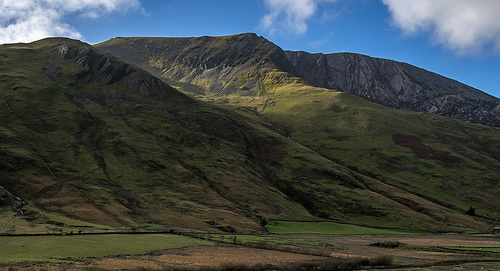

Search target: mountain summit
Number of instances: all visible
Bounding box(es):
[97,33,500,127]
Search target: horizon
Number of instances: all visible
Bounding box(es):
[1,1,500,99]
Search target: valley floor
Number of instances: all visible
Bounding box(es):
[1,233,500,270]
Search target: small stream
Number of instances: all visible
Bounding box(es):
[0,185,26,215]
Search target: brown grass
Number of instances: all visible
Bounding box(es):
[392,134,460,163]
[24,123,57,134]
[253,137,287,162]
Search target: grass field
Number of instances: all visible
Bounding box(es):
[265,221,418,235]
[0,234,213,264]
[196,233,324,247]
[3,232,500,270]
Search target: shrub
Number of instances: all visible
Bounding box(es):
[217,225,236,233]
[369,240,400,248]
[466,206,476,216]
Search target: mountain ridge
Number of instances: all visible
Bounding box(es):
[96,33,500,127]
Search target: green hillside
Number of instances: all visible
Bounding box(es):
[207,83,500,231]
[97,35,500,231]
[0,38,316,233]
[260,84,500,224]
[0,37,498,236]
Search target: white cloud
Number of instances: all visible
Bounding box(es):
[0,0,140,44]
[260,0,337,35]
[382,0,500,55]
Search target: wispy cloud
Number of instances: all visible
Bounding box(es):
[260,0,338,35]
[382,0,500,56]
[0,0,141,44]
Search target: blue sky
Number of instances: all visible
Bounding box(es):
[1,0,500,98]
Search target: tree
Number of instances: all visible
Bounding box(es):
[465,206,476,216]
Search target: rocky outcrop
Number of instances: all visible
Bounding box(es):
[96,33,295,95]
[51,43,171,99]
[285,51,500,127]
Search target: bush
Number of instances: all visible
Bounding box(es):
[217,225,236,233]
[466,206,476,216]
[369,240,400,248]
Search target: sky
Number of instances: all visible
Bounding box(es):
[1,0,500,99]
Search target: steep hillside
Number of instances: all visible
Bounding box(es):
[4,38,488,234]
[258,84,500,228]
[97,33,500,127]
[95,34,500,230]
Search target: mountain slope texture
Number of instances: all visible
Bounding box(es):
[97,33,500,127]
[0,35,499,235]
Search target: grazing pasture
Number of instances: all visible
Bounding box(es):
[0,234,212,264]
[265,220,417,235]
[1,229,500,270]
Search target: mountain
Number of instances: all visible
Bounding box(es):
[285,51,500,127]
[97,33,500,127]
[96,34,500,229]
[0,38,313,232]
[1,36,499,235]
[95,33,296,95]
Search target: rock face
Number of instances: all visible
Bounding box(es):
[284,51,500,127]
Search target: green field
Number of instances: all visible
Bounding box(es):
[0,234,213,264]
[265,221,418,235]
[197,233,323,247]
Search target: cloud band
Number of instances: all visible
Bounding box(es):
[0,0,140,44]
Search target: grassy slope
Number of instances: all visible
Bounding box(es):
[0,38,314,233]
[95,35,500,231]
[259,85,500,226]
[0,38,439,234]
[214,85,499,231]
